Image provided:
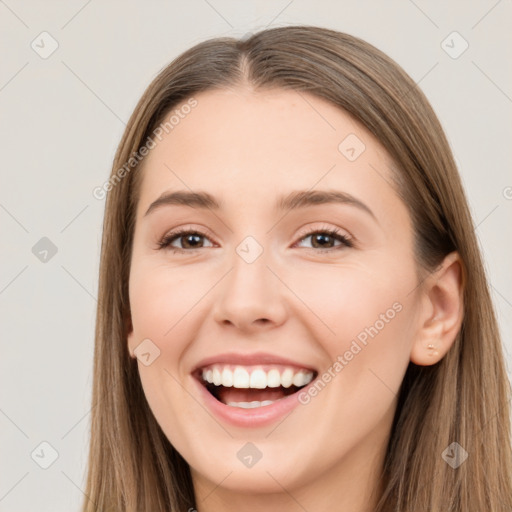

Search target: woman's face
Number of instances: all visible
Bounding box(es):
[127,87,423,501]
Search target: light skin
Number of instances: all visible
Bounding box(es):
[126,87,464,512]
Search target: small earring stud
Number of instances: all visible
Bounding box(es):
[427,343,439,357]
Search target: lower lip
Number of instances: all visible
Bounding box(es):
[192,376,310,428]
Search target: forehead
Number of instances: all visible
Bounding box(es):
[135,87,397,218]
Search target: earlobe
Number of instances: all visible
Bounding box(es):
[410,251,464,366]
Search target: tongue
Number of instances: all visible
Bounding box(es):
[217,386,288,404]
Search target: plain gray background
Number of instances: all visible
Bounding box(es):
[1,1,511,510]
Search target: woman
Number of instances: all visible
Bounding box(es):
[82,25,512,511]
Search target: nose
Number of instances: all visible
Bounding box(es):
[212,249,288,332]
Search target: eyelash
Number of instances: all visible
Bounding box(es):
[157,226,354,254]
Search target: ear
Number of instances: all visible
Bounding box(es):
[410,251,464,366]
[125,313,137,359]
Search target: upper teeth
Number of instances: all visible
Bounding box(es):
[201,365,314,389]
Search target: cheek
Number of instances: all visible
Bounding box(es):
[287,265,416,455]
[127,265,206,443]
[127,265,200,406]
[128,261,222,416]
[285,259,412,336]
[289,259,416,391]
[129,262,209,348]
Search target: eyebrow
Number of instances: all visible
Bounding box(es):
[144,189,376,220]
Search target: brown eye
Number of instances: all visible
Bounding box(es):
[309,232,337,249]
[158,230,214,252]
[178,233,204,249]
[296,227,353,251]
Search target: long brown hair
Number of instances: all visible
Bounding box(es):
[82,25,512,511]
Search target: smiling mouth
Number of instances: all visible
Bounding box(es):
[194,364,318,408]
